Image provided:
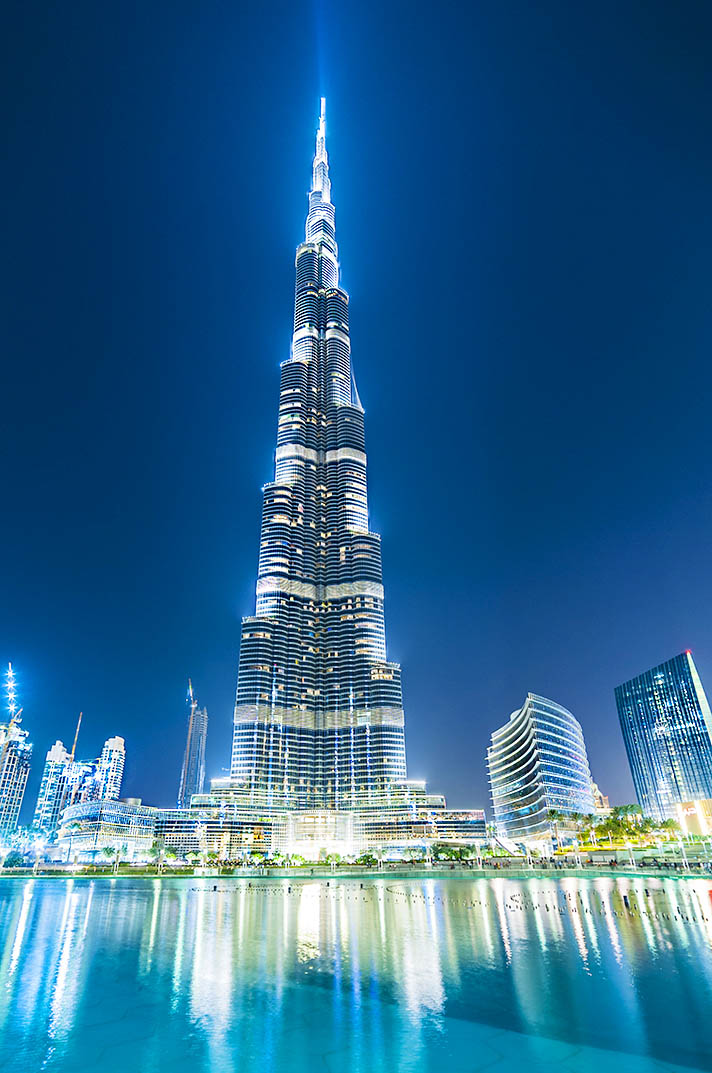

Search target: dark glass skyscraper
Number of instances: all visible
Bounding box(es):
[615,651,712,820]
[230,101,408,812]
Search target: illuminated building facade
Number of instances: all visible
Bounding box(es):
[56,797,486,861]
[616,651,712,821]
[33,732,125,835]
[487,693,595,844]
[0,664,32,838]
[0,723,32,838]
[675,799,712,837]
[177,680,208,807]
[33,740,88,834]
[90,735,126,801]
[230,100,409,813]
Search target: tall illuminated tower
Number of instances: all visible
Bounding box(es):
[0,664,32,837]
[231,101,408,812]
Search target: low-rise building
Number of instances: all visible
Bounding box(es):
[55,793,487,862]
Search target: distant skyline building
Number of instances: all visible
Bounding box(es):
[91,735,126,800]
[33,739,88,834]
[487,693,595,844]
[177,680,207,808]
[591,780,610,812]
[33,720,126,836]
[0,664,32,839]
[615,651,712,821]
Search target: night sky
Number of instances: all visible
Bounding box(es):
[4,2,712,819]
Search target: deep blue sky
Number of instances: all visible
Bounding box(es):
[3,2,712,818]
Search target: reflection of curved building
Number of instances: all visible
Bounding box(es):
[487,694,594,843]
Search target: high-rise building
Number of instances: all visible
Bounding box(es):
[33,723,125,835]
[93,735,126,800]
[487,693,595,844]
[0,664,32,838]
[615,651,712,821]
[34,740,74,834]
[230,100,409,813]
[177,680,208,808]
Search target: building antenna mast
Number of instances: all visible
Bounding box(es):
[70,711,83,761]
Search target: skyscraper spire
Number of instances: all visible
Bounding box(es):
[305,98,336,261]
[311,97,329,195]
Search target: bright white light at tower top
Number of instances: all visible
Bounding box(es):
[5,662,17,717]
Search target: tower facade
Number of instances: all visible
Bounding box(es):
[616,651,712,821]
[230,101,408,812]
[92,736,126,800]
[34,740,76,834]
[0,665,32,838]
[487,693,595,843]
[177,681,208,808]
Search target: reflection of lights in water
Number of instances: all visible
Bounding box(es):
[561,878,588,965]
[631,878,656,955]
[594,877,623,964]
[3,875,712,1070]
[183,886,239,1070]
[377,881,386,946]
[492,879,512,963]
[7,880,33,979]
[398,882,445,1024]
[690,882,712,952]
[172,885,187,1000]
[578,882,601,961]
[49,883,83,1039]
[525,876,548,954]
[663,879,691,951]
[282,878,289,952]
[143,878,161,973]
[237,879,246,946]
[475,879,494,959]
[296,883,321,962]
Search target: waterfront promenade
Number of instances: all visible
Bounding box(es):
[2,856,711,882]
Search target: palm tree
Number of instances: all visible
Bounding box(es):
[149,839,166,874]
[102,845,117,871]
[547,809,563,849]
[66,821,82,864]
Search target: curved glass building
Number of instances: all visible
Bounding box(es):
[487,693,595,843]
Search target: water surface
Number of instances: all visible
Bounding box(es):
[1,874,712,1072]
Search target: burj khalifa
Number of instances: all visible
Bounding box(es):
[230,101,409,813]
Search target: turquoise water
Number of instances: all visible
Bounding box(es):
[2,875,712,1072]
